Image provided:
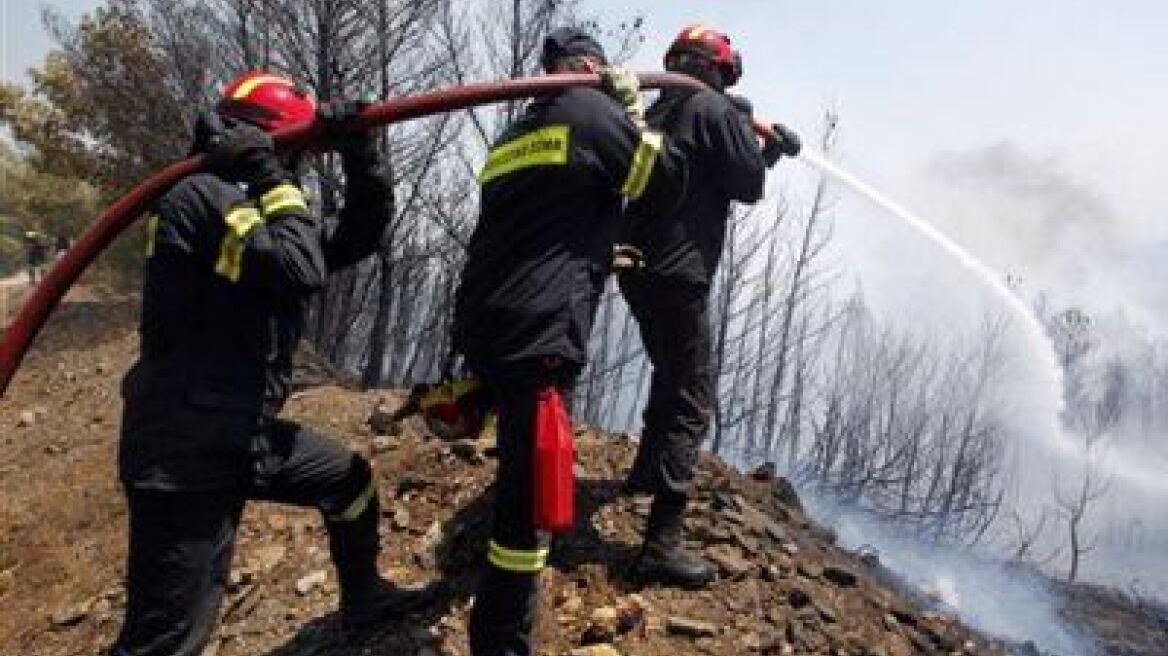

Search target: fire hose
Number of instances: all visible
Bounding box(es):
[0,71,778,396]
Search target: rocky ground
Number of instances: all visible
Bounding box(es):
[2,293,1166,656]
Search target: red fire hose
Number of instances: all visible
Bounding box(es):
[0,71,777,396]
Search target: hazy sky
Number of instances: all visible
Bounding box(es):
[4,0,1167,326]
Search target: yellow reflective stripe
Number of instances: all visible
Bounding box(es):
[329,481,376,522]
[145,215,160,258]
[214,205,264,282]
[232,74,292,100]
[258,183,307,216]
[480,125,570,185]
[487,540,548,573]
[620,130,663,200]
[687,26,710,39]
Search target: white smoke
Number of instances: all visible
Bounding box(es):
[804,493,1103,656]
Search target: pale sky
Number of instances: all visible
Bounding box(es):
[5,0,1168,328]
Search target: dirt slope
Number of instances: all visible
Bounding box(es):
[1,295,1164,656]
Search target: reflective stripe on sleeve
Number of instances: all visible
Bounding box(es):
[214,204,264,282]
[480,125,571,185]
[259,183,309,216]
[620,130,663,200]
[487,540,549,573]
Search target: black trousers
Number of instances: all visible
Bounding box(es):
[112,419,379,656]
[619,273,714,506]
[469,359,576,656]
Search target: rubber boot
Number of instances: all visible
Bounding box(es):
[468,565,538,656]
[326,491,439,629]
[632,495,715,589]
[621,441,658,496]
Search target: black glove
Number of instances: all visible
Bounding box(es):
[726,93,753,117]
[198,111,288,190]
[762,122,801,167]
[318,99,379,162]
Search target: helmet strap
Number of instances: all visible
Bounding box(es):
[665,53,726,92]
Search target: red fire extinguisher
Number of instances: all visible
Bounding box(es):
[533,386,575,533]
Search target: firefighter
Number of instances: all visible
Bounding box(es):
[452,27,687,656]
[112,72,436,656]
[23,230,47,284]
[618,25,801,589]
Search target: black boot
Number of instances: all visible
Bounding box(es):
[326,488,439,629]
[469,565,538,656]
[622,442,658,496]
[632,496,715,589]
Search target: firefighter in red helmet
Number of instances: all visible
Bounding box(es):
[111,71,437,656]
[618,25,801,588]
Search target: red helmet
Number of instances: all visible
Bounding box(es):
[216,71,317,132]
[665,24,743,87]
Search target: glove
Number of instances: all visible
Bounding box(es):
[599,66,645,124]
[761,122,802,167]
[199,111,288,190]
[726,93,753,117]
[419,378,491,441]
[611,243,645,273]
[318,98,379,162]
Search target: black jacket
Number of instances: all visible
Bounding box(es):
[624,88,766,287]
[454,87,686,375]
[119,149,393,490]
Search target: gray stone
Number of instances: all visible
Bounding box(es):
[294,570,327,596]
[666,615,718,638]
[50,606,88,628]
[823,565,859,587]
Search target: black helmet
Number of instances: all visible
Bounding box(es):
[540,26,608,72]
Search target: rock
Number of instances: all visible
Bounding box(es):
[773,477,804,511]
[890,607,918,628]
[294,569,327,595]
[249,544,286,573]
[50,605,89,628]
[391,503,412,530]
[397,474,429,495]
[883,613,900,631]
[451,441,483,464]
[17,410,36,428]
[579,622,615,646]
[781,541,800,556]
[822,565,859,587]
[814,601,839,624]
[751,462,777,481]
[590,606,619,624]
[705,544,752,578]
[787,589,812,609]
[731,526,760,554]
[569,645,622,656]
[796,562,822,580]
[666,615,718,638]
[368,401,403,435]
[372,434,400,454]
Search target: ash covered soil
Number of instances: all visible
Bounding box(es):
[1,294,1166,656]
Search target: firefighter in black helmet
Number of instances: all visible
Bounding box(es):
[112,72,437,656]
[618,24,801,589]
[453,27,687,656]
